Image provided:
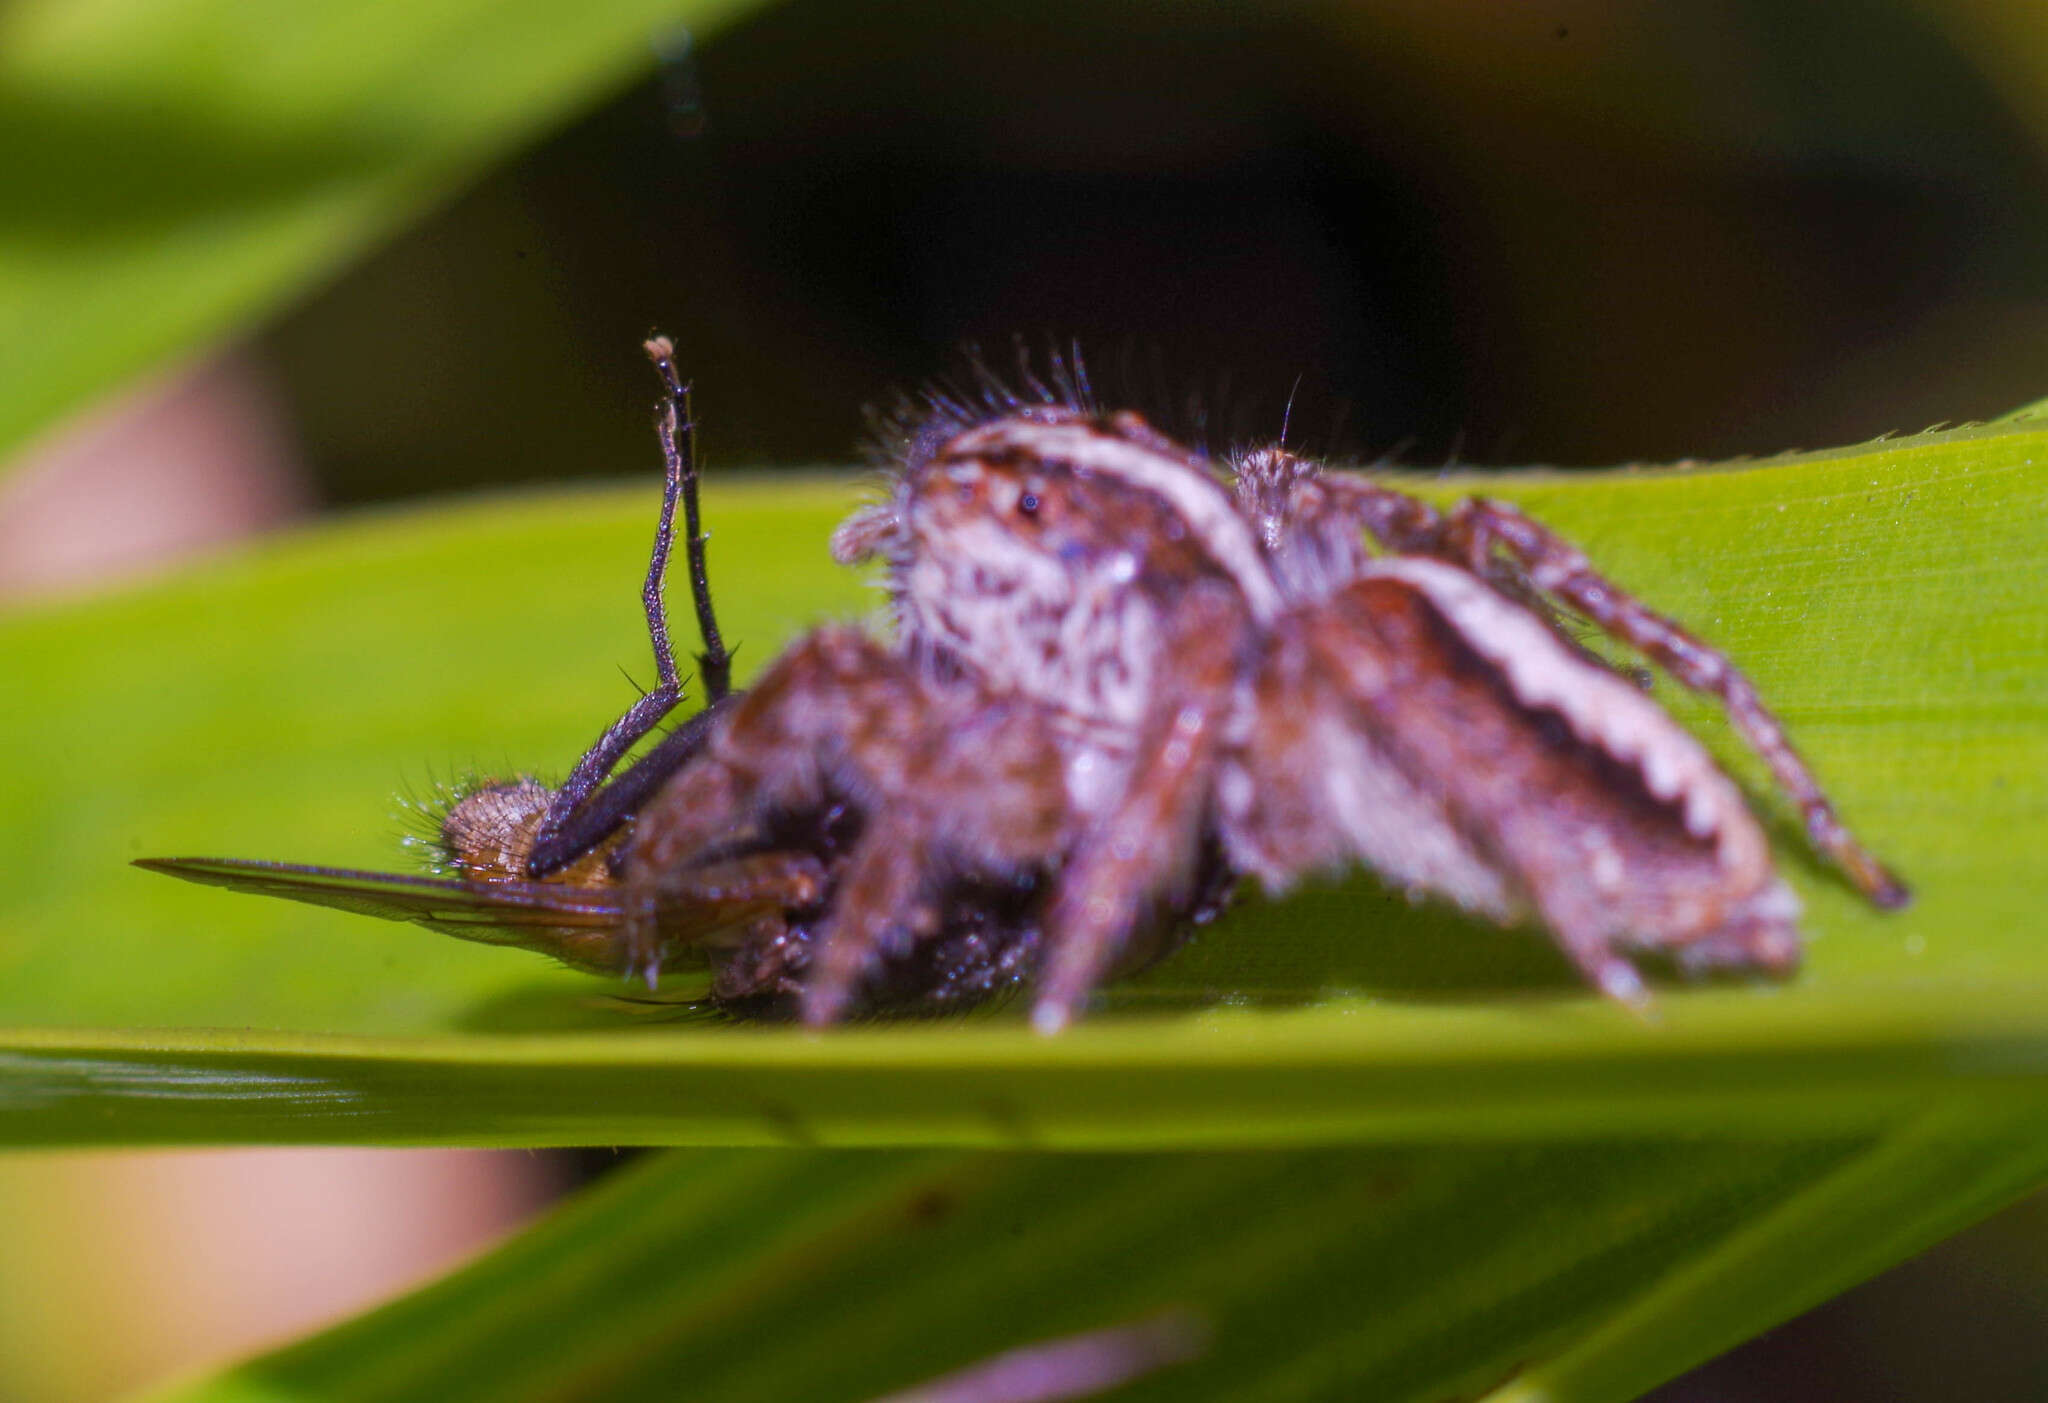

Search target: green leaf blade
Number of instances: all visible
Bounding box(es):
[129,1128,2048,1403]
[0,0,768,465]
[2,424,2044,1149]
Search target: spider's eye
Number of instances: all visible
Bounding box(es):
[1018,491,1041,517]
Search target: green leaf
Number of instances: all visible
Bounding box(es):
[0,0,763,465]
[131,1118,2048,1403]
[8,422,2044,1403]
[1,422,2043,1148]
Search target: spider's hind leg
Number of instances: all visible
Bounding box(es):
[1296,462,1906,910]
[1439,495,1909,909]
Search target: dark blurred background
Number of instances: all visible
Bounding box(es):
[263,0,2048,500]
[5,1,2046,1398]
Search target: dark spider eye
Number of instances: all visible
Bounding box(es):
[1019,491,1041,517]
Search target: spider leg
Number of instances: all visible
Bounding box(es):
[1031,589,1245,1033]
[632,627,910,881]
[624,628,1072,1010]
[1304,469,1635,679]
[1215,595,1525,926]
[792,675,1073,1021]
[620,634,859,983]
[1314,472,1446,554]
[801,691,1072,1024]
[1439,497,1909,909]
[790,696,1073,1024]
[618,750,811,986]
[799,813,937,1025]
[529,335,738,876]
[1298,467,1905,909]
[1224,566,1802,1003]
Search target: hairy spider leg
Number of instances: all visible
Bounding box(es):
[1277,565,1799,1001]
[527,335,738,877]
[1300,471,1624,678]
[800,687,1075,1024]
[802,810,941,1023]
[1439,497,1909,909]
[1315,473,1447,555]
[622,628,1073,1011]
[1322,476,1907,909]
[1030,586,1247,1033]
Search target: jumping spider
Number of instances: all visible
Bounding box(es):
[142,339,1908,1030]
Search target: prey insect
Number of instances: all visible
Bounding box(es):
[141,340,1909,1030]
[138,339,830,1000]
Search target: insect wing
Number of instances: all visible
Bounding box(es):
[134,855,637,974]
[135,854,825,977]
[135,856,617,931]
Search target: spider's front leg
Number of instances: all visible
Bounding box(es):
[798,687,1073,1025]
[622,628,1075,1018]
[1030,585,1250,1033]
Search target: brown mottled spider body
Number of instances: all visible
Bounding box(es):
[142,339,1906,1030]
[625,370,1904,1029]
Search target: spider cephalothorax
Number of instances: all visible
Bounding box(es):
[144,340,1906,1030]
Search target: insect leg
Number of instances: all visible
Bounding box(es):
[1443,496,1910,908]
[528,705,725,878]
[611,850,828,987]
[528,335,736,876]
[647,334,734,704]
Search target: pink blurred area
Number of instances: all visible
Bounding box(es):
[0,349,310,604]
[0,1148,565,1402]
[6,3,2048,1400]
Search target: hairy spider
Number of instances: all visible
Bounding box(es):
[142,340,1907,1031]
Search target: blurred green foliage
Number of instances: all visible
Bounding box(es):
[2,426,2045,1403]
[0,0,757,467]
[4,3,2048,1402]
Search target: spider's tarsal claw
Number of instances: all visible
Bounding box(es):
[801,978,852,1028]
[1860,858,1912,910]
[1592,957,1650,1009]
[1029,997,1075,1036]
